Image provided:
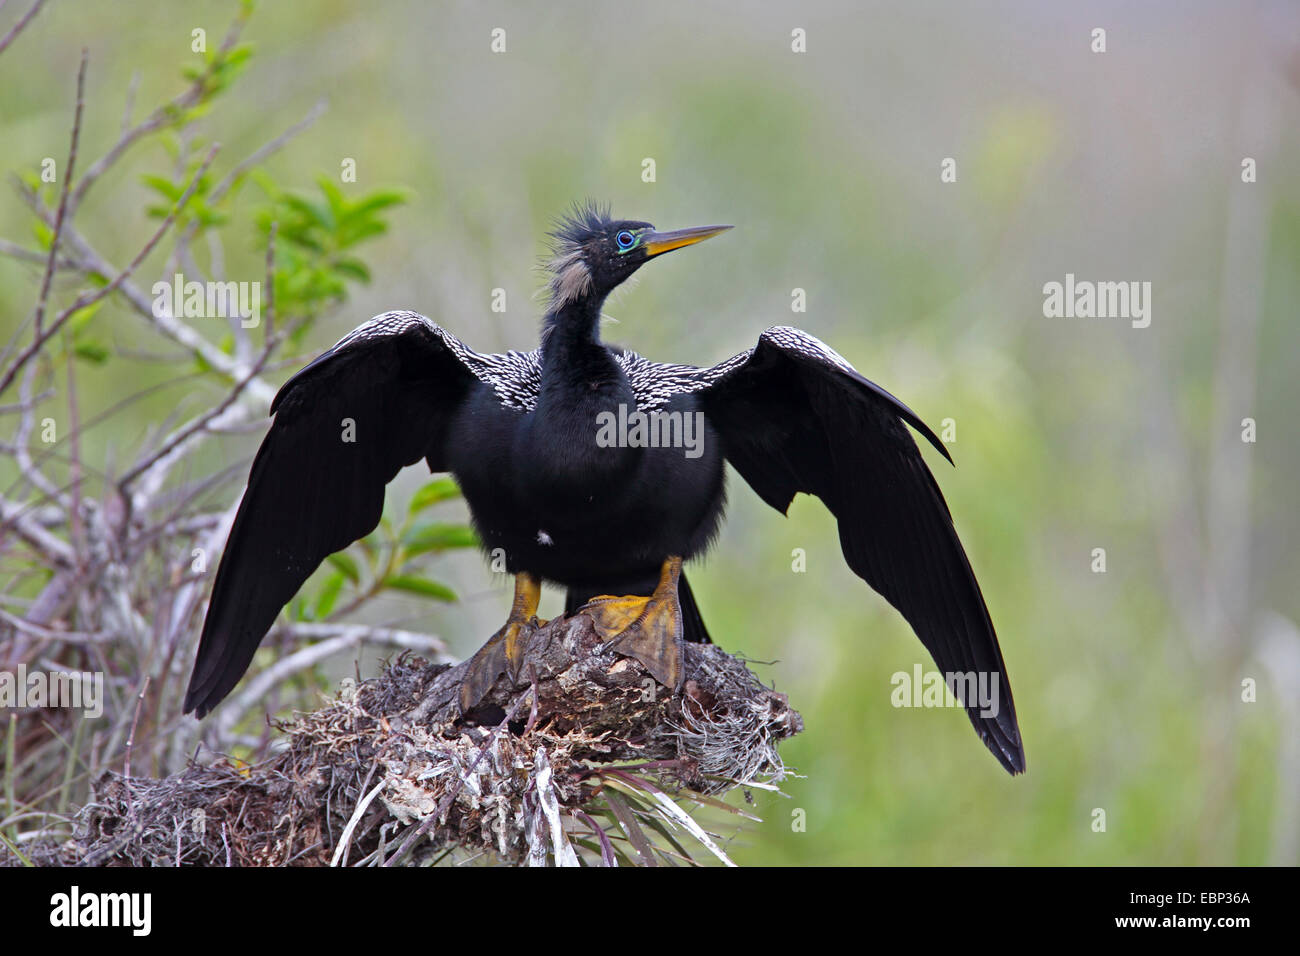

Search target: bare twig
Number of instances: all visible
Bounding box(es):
[0,608,111,643]
[0,0,48,58]
[117,333,273,491]
[264,220,277,339]
[200,101,325,215]
[0,237,76,269]
[33,50,86,336]
[0,496,73,566]
[123,677,149,781]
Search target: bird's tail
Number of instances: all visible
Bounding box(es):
[676,572,712,644]
[565,571,712,644]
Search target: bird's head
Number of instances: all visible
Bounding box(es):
[546,203,731,310]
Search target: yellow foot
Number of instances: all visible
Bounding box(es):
[458,617,535,713]
[458,572,542,714]
[582,592,684,691]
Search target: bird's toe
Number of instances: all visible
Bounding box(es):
[457,618,535,714]
[581,593,684,692]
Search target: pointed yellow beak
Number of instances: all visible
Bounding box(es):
[643,224,733,257]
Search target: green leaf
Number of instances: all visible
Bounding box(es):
[336,218,387,248]
[313,572,346,619]
[603,790,657,866]
[326,552,361,584]
[384,575,457,602]
[331,257,370,283]
[139,173,183,202]
[0,829,33,868]
[248,167,406,325]
[31,220,53,250]
[68,299,104,332]
[317,176,347,223]
[347,189,410,218]
[289,595,311,622]
[250,168,280,198]
[284,194,333,231]
[221,44,254,71]
[401,522,478,558]
[408,478,461,513]
[190,201,228,228]
[72,340,110,365]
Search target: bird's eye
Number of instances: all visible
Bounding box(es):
[615,230,637,251]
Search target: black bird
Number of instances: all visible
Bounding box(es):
[184,204,1025,774]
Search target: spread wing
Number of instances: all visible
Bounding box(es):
[183,311,535,716]
[674,326,1025,774]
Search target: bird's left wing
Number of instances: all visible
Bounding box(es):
[669,326,1025,774]
[183,311,521,717]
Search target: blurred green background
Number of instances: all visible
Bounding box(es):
[2,0,1297,864]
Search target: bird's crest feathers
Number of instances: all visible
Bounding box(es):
[544,200,611,308]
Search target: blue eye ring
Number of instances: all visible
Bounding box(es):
[616,230,636,251]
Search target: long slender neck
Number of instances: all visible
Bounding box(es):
[541,292,608,375]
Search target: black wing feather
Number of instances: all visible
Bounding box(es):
[183,316,476,716]
[698,329,1025,774]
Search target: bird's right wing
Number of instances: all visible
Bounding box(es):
[183,311,498,716]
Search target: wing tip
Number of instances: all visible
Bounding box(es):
[921,423,955,466]
[182,676,216,718]
[999,743,1028,776]
[981,720,1027,775]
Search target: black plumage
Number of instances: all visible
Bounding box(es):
[184,204,1025,775]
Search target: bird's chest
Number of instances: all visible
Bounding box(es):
[522,380,641,506]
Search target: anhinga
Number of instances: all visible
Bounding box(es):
[184,204,1026,775]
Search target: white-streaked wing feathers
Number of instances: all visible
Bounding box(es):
[613,325,855,408]
[326,316,852,415]
[329,311,542,411]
